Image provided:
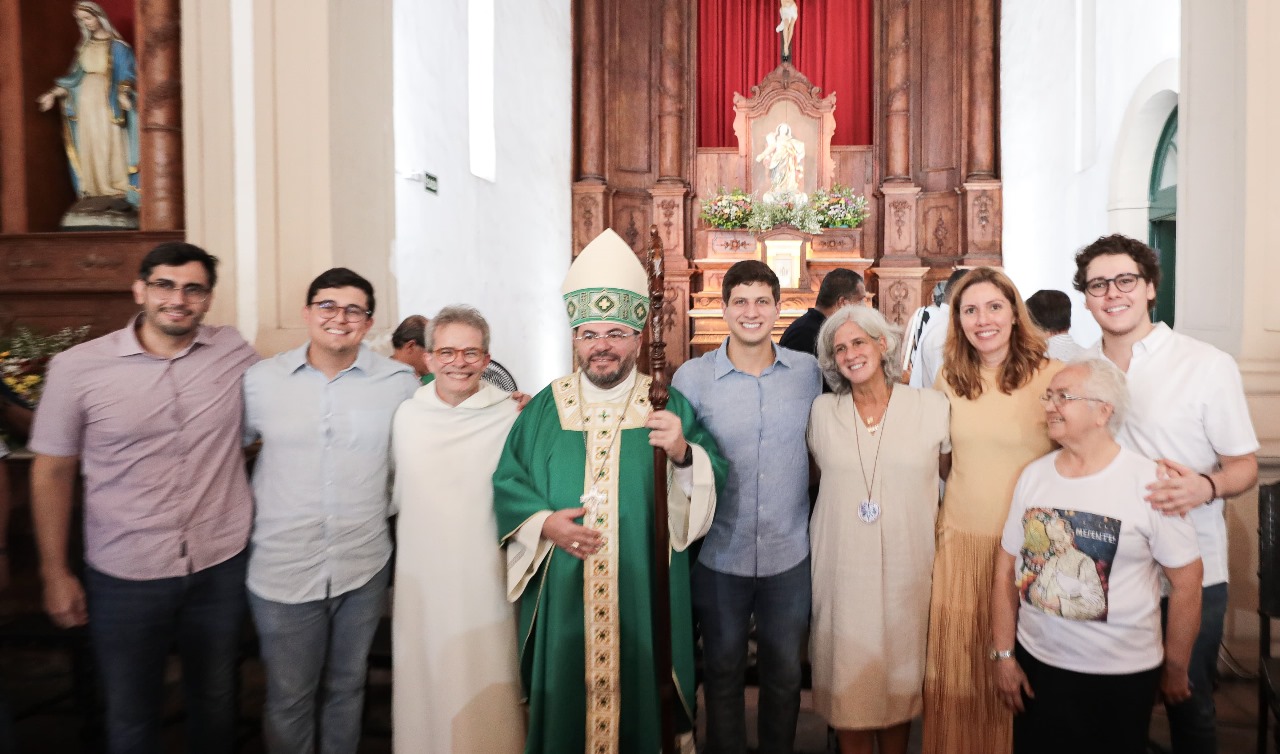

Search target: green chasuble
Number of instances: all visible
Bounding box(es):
[493,371,726,754]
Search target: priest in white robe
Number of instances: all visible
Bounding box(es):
[391,304,525,754]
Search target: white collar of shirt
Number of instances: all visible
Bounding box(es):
[1130,321,1173,358]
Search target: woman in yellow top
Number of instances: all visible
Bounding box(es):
[921,267,1063,754]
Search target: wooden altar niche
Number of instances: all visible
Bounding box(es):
[571,0,1003,370]
[689,63,875,356]
[0,0,185,339]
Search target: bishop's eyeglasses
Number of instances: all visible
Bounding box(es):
[573,330,638,343]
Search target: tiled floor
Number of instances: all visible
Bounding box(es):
[0,642,1263,753]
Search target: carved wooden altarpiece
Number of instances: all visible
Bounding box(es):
[689,63,872,355]
[572,0,1003,369]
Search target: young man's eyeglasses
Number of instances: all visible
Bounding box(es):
[1038,390,1107,409]
[308,300,371,323]
[145,279,212,303]
[431,348,486,364]
[572,330,638,343]
[1084,273,1144,297]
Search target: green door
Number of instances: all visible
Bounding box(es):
[1148,109,1177,327]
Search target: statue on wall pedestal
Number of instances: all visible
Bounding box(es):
[777,0,798,61]
[36,2,140,230]
[755,123,806,204]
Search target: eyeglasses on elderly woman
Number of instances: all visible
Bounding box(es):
[1037,389,1108,410]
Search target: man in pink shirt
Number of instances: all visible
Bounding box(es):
[29,242,260,754]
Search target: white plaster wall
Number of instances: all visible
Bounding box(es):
[1000,0,1180,345]
[1177,0,1246,354]
[393,0,572,393]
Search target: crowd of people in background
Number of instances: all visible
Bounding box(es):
[1,229,1258,754]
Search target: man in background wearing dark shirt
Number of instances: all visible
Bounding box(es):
[778,268,865,356]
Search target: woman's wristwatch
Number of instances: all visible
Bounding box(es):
[988,648,1014,661]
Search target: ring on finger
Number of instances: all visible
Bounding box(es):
[570,541,581,550]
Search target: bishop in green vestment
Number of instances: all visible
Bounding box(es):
[493,229,726,754]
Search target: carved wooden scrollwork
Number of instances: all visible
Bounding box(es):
[891,200,910,241]
[887,280,911,325]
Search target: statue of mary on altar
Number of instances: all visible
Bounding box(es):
[755,123,806,204]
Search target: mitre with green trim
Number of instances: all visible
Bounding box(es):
[562,228,650,330]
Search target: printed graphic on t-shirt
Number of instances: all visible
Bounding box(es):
[1016,508,1120,622]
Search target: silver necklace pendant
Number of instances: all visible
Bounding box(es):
[858,499,881,524]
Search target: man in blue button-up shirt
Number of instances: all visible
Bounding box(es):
[673,260,822,754]
[243,268,419,754]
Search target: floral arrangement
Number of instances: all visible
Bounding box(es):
[702,184,867,235]
[0,326,90,407]
[746,197,822,235]
[809,183,868,228]
[699,187,754,230]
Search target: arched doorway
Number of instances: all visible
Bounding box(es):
[1148,107,1177,326]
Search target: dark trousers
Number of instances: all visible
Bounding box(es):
[85,550,248,754]
[1013,642,1160,754]
[1163,582,1227,754]
[692,557,811,754]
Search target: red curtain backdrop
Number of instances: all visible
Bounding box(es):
[698,0,873,147]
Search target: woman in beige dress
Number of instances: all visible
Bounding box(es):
[808,305,950,754]
[921,267,1063,754]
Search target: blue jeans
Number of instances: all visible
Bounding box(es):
[85,549,248,754]
[1164,582,1227,754]
[248,561,390,754]
[692,557,811,754]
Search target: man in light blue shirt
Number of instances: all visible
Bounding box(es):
[243,268,419,754]
[672,260,822,754]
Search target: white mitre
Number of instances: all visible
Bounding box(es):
[561,228,650,330]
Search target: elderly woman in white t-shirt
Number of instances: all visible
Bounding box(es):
[990,359,1203,754]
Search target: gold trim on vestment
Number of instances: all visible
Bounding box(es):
[552,372,652,754]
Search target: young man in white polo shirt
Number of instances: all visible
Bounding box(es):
[1074,234,1259,754]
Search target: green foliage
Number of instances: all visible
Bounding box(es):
[746,199,822,235]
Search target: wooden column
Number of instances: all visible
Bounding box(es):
[656,0,684,183]
[651,0,689,271]
[572,0,608,255]
[868,266,929,327]
[966,0,997,181]
[884,0,912,182]
[578,0,606,182]
[961,0,1001,263]
[879,0,923,271]
[137,0,184,231]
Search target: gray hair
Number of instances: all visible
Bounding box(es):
[1070,357,1129,435]
[816,305,903,393]
[424,305,491,352]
